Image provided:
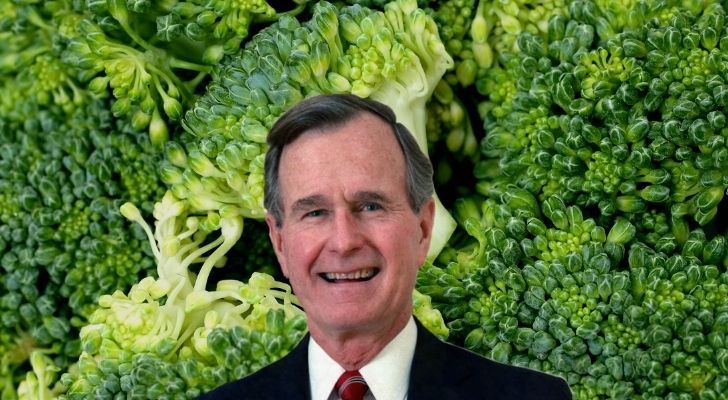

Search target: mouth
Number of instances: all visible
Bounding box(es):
[320,268,379,283]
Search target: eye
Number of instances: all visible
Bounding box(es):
[305,209,325,218]
[361,203,382,212]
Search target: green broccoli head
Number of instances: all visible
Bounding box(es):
[0,98,165,393]
[475,0,728,235]
[419,186,728,398]
[57,179,305,397]
[58,0,304,146]
[61,307,307,399]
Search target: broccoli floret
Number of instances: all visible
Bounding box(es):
[424,0,479,87]
[59,193,306,397]
[464,6,728,394]
[0,98,165,395]
[337,0,479,85]
[4,1,728,399]
[0,1,89,117]
[15,351,65,399]
[62,15,205,145]
[61,308,307,399]
[59,0,303,145]
[425,79,480,196]
[156,0,309,62]
[418,186,728,398]
[469,0,568,71]
[475,1,728,233]
[420,0,482,191]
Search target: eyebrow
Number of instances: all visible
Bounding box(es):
[289,191,392,214]
[352,191,390,205]
[290,194,327,215]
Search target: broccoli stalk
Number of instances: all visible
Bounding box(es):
[60,193,306,398]
[16,351,65,400]
[363,0,458,259]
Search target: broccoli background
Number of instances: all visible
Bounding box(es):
[1,0,727,399]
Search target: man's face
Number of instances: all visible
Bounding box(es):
[266,112,434,338]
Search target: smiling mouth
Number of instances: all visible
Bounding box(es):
[320,268,379,283]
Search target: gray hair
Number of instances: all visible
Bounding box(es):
[264,93,434,226]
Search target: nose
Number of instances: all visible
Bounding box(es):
[328,210,364,254]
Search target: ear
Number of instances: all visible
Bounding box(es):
[265,212,289,278]
[415,198,435,266]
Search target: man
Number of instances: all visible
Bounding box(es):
[200,94,572,399]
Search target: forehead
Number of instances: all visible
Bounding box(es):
[277,113,407,204]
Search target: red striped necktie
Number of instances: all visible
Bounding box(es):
[335,370,368,400]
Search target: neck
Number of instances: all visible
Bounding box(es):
[310,313,411,370]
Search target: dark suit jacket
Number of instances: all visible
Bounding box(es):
[199,320,572,399]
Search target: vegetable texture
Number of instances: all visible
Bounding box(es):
[59,194,307,398]
[418,1,728,399]
[2,0,728,399]
[61,0,307,145]
[419,188,728,398]
[476,0,728,230]
[0,98,165,397]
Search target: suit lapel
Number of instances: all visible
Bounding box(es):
[407,320,473,400]
[265,334,312,400]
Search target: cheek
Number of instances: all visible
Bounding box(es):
[280,230,323,273]
[377,225,423,266]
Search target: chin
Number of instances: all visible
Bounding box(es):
[320,310,381,330]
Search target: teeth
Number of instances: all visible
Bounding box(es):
[324,268,375,281]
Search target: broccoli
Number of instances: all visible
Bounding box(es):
[335,0,479,85]
[0,97,166,397]
[58,193,307,398]
[420,1,728,398]
[475,0,728,232]
[336,0,479,86]
[16,351,65,399]
[469,0,568,71]
[3,1,728,399]
[57,2,461,396]
[391,0,485,205]
[60,0,209,145]
[156,0,309,62]
[58,185,448,397]
[57,0,306,146]
[425,79,480,193]
[211,219,282,281]
[0,0,89,118]
[423,0,479,86]
[418,187,728,398]
[417,0,485,201]
[174,0,457,258]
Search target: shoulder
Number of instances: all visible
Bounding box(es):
[196,364,282,400]
[412,324,571,400]
[197,336,310,400]
[447,342,571,398]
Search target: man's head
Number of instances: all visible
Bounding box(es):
[263,94,436,343]
[264,94,434,227]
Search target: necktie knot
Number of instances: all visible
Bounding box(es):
[335,370,368,400]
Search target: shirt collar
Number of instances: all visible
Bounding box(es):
[308,316,418,400]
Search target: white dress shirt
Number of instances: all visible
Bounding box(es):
[308,316,418,400]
